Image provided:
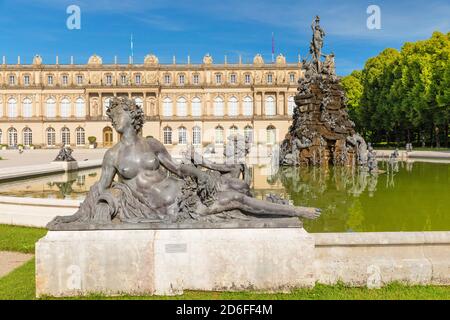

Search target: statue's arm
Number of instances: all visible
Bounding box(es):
[151,138,204,179]
[193,152,232,173]
[98,150,116,193]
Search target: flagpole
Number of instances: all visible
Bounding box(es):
[130,34,134,64]
[271,32,275,63]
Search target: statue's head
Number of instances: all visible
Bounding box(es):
[106,97,145,134]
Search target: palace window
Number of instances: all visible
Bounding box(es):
[229,125,238,136]
[106,75,112,85]
[76,75,83,85]
[264,96,276,116]
[191,97,201,117]
[22,98,32,118]
[163,126,172,144]
[46,127,56,147]
[176,97,187,117]
[215,74,222,84]
[47,75,53,85]
[215,126,224,144]
[61,127,70,146]
[228,96,238,116]
[192,126,201,145]
[7,127,17,147]
[243,96,253,116]
[8,98,17,118]
[121,75,127,85]
[134,97,143,109]
[46,98,56,118]
[178,74,185,85]
[193,74,199,85]
[214,97,224,116]
[76,127,85,146]
[9,75,15,85]
[289,73,296,83]
[267,74,273,84]
[23,128,32,146]
[266,125,276,145]
[75,98,85,117]
[135,74,141,85]
[230,74,237,84]
[60,98,71,118]
[245,74,251,84]
[163,97,173,117]
[288,96,295,116]
[24,75,30,86]
[164,74,171,85]
[178,126,187,145]
[62,75,68,85]
[244,125,253,143]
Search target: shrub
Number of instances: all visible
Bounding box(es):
[88,136,97,144]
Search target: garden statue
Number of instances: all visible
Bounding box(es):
[54,146,76,162]
[367,144,378,173]
[280,16,369,168]
[48,97,321,229]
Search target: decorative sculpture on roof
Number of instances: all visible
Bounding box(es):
[144,54,159,65]
[48,97,321,229]
[203,53,213,65]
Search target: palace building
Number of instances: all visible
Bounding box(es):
[0,53,303,149]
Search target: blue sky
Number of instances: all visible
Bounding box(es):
[0,0,448,75]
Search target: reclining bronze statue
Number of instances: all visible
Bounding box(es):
[48,97,321,229]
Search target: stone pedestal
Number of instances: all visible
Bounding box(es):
[36,227,315,297]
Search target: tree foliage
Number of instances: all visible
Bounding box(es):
[342,32,450,147]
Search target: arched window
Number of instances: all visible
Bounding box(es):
[60,98,71,118]
[243,96,253,116]
[244,125,253,143]
[192,126,201,145]
[103,97,112,116]
[163,97,173,117]
[61,127,70,146]
[76,127,85,146]
[22,98,32,118]
[46,127,56,147]
[228,96,238,116]
[23,127,32,146]
[163,126,172,145]
[75,98,85,117]
[134,97,143,109]
[288,96,295,116]
[229,125,238,136]
[191,97,202,117]
[214,97,224,116]
[176,97,187,117]
[178,126,187,145]
[8,128,17,147]
[8,98,17,118]
[215,126,224,144]
[265,96,276,116]
[266,125,276,145]
[46,98,56,118]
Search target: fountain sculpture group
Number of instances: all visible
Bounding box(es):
[280,16,370,168]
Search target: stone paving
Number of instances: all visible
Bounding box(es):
[0,149,107,169]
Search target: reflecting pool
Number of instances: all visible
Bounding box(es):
[0,160,449,232]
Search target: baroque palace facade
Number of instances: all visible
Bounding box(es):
[0,53,302,150]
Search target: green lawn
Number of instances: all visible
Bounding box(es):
[1,225,449,300]
[0,224,47,253]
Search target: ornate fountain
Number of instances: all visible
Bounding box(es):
[280,16,368,167]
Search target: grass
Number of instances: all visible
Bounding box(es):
[0,259,449,300]
[0,225,449,300]
[0,224,47,253]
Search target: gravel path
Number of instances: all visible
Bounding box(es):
[0,251,34,278]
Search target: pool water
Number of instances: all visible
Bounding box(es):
[0,160,448,233]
